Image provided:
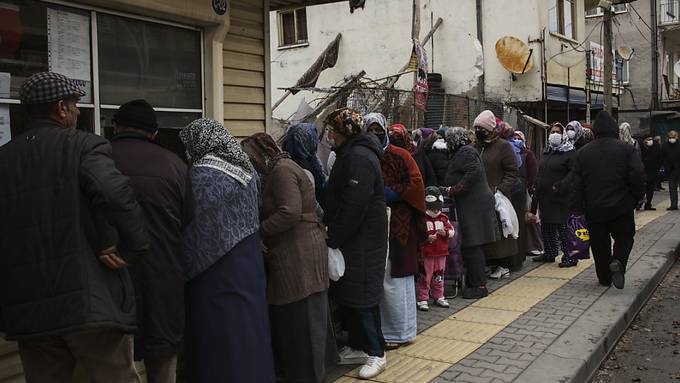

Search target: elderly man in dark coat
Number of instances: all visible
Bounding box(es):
[571,111,645,289]
[323,108,388,380]
[110,100,189,383]
[641,135,663,210]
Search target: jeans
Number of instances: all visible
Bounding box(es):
[344,305,385,357]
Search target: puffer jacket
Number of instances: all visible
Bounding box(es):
[0,119,148,340]
[324,134,388,308]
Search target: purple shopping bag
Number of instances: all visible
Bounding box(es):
[567,214,590,260]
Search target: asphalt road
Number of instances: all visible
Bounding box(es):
[593,259,680,383]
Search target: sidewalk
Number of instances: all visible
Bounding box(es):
[332,196,680,383]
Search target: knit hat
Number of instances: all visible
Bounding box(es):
[425,186,444,212]
[473,110,497,132]
[114,99,158,132]
[593,111,618,139]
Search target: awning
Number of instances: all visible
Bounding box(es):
[547,85,618,108]
[270,0,360,10]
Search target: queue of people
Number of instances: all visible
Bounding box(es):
[0,71,673,383]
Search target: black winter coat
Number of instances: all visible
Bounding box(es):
[572,137,646,223]
[641,142,663,182]
[324,134,388,308]
[414,150,437,187]
[663,141,680,177]
[111,132,189,359]
[0,119,148,340]
[536,149,576,224]
[427,139,449,185]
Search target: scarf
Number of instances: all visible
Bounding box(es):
[619,122,636,146]
[389,124,415,153]
[445,126,472,154]
[283,123,326,201]
[180,118,253,186]
[326,107,363,136]
[241,132,290,178]
[362,112,389,149]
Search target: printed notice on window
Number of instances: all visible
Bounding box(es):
[0,72,10,99]
[47,9,91,82]
[0,105,10,147]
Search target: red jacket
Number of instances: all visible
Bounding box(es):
[423,212,454,257]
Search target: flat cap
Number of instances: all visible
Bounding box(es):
[20,72,86,105]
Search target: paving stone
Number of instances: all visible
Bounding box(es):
[471,360,506,373]
[479,369,513,382]
[452,373,494,383]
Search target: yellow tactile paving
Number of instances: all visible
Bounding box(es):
[525,258,594,279]
[345,353,451,383]
[423,319,504,343]
[395,335,481,363]
[450,306,523,326]
[492,276,567,299]
[471,294,544,312]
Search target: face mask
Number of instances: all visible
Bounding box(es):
[670,138,678,144]
[549,133,563,147]
[646,140,654,147]
[475,130,488,141]
[566,130,576,139]
[426,210,441,218]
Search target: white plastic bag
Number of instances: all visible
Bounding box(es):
[328,247,345,281]
[494,190,519,239]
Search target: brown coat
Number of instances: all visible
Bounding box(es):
[476,138,520,260]
[261,158,329,305]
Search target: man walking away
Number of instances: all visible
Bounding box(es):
[571,111,645,289]
[0,72,149,382]
[110,100,189,383]
[663,130,680,211]
[641,135,663,210]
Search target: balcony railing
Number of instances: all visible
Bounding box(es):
[661,0,680,24]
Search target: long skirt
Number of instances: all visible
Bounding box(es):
[510,188,528,269]
[380,263,417,344]
[270,290,338,383]
[184,233,275,383]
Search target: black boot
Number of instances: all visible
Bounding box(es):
[609,260,625,289]
[644,205,656,211]
[532,254,555,263]
[462,286,489,299]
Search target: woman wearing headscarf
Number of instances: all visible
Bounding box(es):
[179,118,275,383]
[533,122,579,268]
[323,108,388,379]
[444,127,500,299]
[619,122,640,151]
[240,133,336,383]
[363,114,426,350]
[473,110,520,279]
[282,123,327,204]
[389,124,436,187]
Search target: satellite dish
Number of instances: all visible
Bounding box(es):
[495,36,534,74]
[617,46,634,61]
[674,60,680,78]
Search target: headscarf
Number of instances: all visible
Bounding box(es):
[566,121,585,144]
[325,107,363,136]
[389,124,415,153]
[240,133,290,178]
[553,134,575,153]
[514,131,526,145]
[362,112,389,149]
[445,126,472,153]
[498,119,515,140]
[180,118,253,186]
[619,122,636,146]
[282,123,326,202]
[582,128,594,145]
[412,128,435,145]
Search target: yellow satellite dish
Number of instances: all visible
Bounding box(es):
[495,36,534,75]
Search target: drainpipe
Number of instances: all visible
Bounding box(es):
[652,0,659,111]
[476,0,485,100]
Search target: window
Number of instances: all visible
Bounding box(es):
[549,0,577,39]
[586,4,628,17]
[277,8,308,47]
[615,53,630,84]
[661,0,680,24]
[0,0,203,151]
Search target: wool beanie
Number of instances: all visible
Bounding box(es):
[592,111,618,139]
[425,186,444,212]
[473,110,497,132]
[114,99,158,132]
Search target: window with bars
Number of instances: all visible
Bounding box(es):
[549,0,577,39]
[277,8,308,47]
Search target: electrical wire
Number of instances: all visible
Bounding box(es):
[629,3,652,31]
[627,6,651,42]
[547,20,604,62]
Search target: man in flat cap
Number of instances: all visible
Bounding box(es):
[110,100,190,383]
[0,72,148,382]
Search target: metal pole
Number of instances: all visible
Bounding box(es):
[476,0,485,101]
[603,6,614,114]
[567,67,570,122]
[651,0,659,112]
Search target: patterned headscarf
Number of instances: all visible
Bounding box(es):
[497,119,515,140]
[362,112,389,149]
[283,123,326,201]
[240,132,289,177]
[389,124,415,153]
[445,126,473,153]
[325,107,363,136]
[582,128,594,144]
[566,120,585,145]
[619,122,636,146]
[180,118,253,185]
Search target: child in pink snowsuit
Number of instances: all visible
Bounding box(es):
[417,186,455,311]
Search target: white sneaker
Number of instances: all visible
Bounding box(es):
[358,355,386,379]
[489,266,510,279]
[417,300,429,311]
[338,346,368,365]
[434,297,450,308]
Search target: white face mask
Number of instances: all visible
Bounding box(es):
[426,210,441,218]
[566,130,576,139]
[646,140,654,147]
[548,133,563,147]
[670,138,678,144]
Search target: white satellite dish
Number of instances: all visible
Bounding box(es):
[674,60,680,78]
[617,46,634,61]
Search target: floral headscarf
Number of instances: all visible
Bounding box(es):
[240,132,290,180]
[389,124,415,153]
[282,123,326,201]
[362,112,389,149]
[566,120,585,145]
[326,107,363,136]
[619,122,636,146]
[445,126,473,153]
[180,118,253,185]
